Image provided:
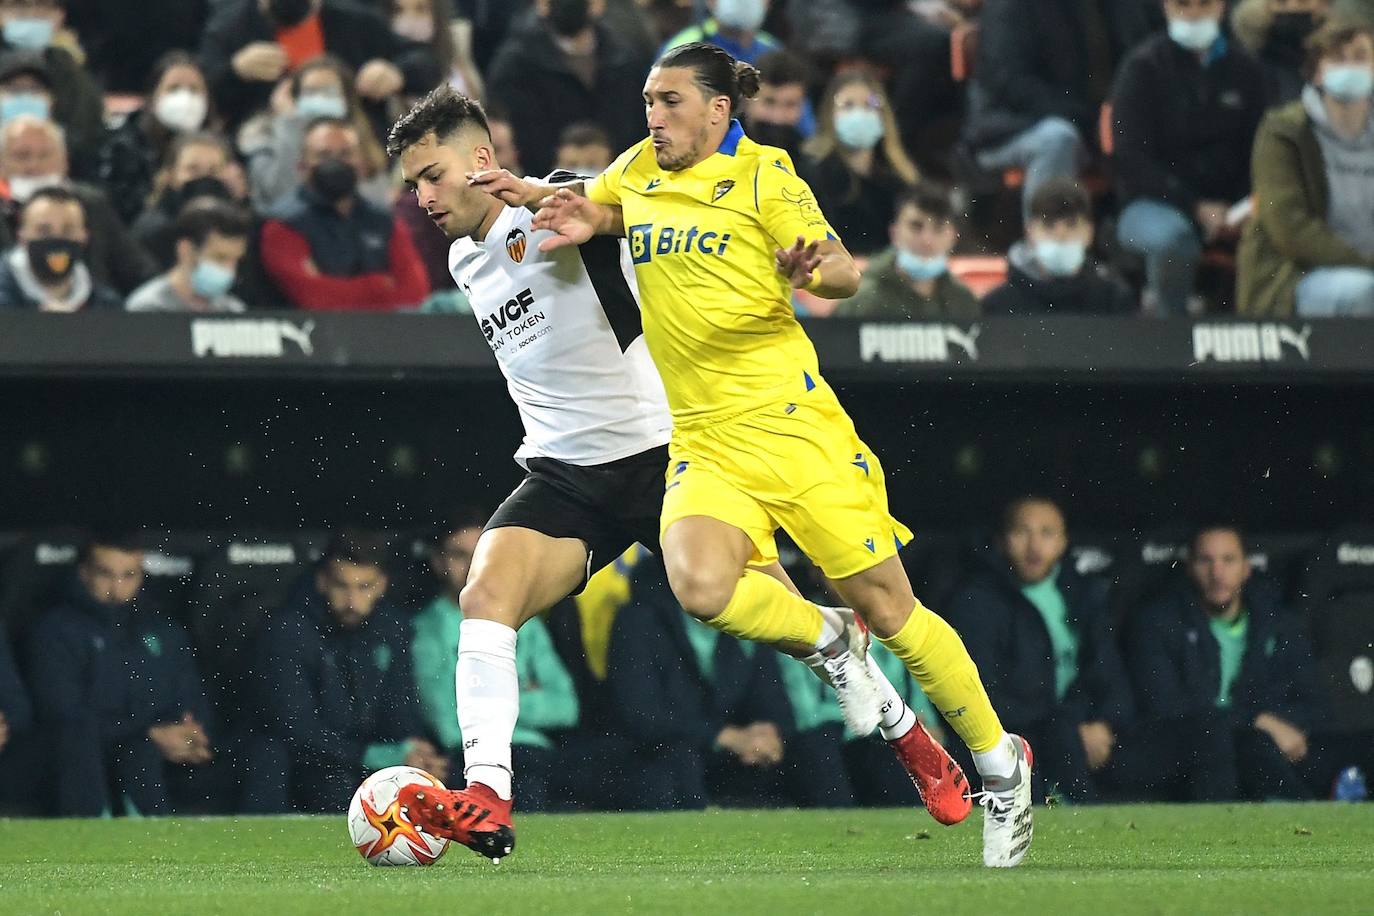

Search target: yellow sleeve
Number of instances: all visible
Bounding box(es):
[586,142,647,207]
[753,152,840,250]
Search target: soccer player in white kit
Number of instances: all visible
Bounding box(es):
[385,86,968,861]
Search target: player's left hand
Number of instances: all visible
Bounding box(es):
[775,236,822,289]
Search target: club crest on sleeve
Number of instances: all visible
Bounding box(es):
[712,179,735,202]
[505,228,527,263]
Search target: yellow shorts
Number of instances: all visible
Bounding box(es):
[660,381,914,580]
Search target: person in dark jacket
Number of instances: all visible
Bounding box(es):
[96,52,221,226]
[0,34,104,180]
[1112,0,1268,314]
[0,115,157,295]
[261,117,428,310]
[601,558,805,810]
[945,497,1135,803]
[964,0,1155,216]
[0,626,35,813]
[1232,0,1334,104]
[485,0,654,178]
[1126,525,1325,799]
[0,186,122,310]
[130,131,241,269]
[983,178,1137,314]
[1237,19,1374,315]
[25,532,218,817]
[198,0,437,129]
[251,531,445,812]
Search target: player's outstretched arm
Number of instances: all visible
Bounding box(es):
[775,236,861,299]
[466,169,582,212]
[531,187,625,251]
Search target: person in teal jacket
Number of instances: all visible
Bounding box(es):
[780,641,944,806]
[412,513,579,811]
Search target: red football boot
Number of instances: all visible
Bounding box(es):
[398,782,516,861]
[888,721,973,826]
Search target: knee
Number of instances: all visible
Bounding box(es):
[664,559,737,621]
[458,578,524,627]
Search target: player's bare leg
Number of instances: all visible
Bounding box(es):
[661,515,884,736]
[828,555,1033,864]
[400,526,588,862]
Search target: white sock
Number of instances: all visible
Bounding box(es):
[869,653,916,740]
[455,618,519,800]
[972,732,1017,780]
[812,604,846,653]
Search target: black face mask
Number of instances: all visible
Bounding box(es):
[310,157,358,202]
[268,0,314,27]
[1265,12,1317,64]
[170,175,233,210]
[547,0,591,37]
[747,121,804,156]
[27,237,83,284]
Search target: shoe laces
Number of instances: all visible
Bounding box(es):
[967,789,1014,822]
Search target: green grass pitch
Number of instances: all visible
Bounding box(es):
[1,804,1370,915]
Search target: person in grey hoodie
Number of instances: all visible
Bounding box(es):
[1239,19,1374,315]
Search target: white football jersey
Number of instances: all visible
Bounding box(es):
[449,200,671,465]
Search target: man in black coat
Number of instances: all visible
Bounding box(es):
[0,626,35,813]
[601,558,808,810]
[945,497,1136,802]
[1126,525,1325,799]
[26,532,219,816]
[1112,0,1267,313]
[964,0,1156,215]
[485,1,654,178]
[249,531,445,812]
[199,0,438,127]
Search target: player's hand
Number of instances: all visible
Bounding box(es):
[467,169,540,208]
[232,42,290,83]
[775,236,823,289]
[532,188,598,252]
[1255,713,1308,763]
[1078,720,1115,771]
[356,59,404,100]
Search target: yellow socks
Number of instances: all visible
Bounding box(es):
[878,600,1004,753]
[707,568,825,647]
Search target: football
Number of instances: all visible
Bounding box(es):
[347,766,450,866]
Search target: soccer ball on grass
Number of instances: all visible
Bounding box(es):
[348,766,449,866]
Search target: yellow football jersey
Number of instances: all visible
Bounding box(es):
[587,120,840,429]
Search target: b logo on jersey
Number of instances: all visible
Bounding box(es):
[627,223,732,264]
[505,228,527,263]
[712,179,735,202]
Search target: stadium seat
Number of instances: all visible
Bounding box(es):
[948,255,1008,298]
[1296,526,1374,732]
[0,529,84,641]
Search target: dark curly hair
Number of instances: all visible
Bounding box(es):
[386,84,491,158]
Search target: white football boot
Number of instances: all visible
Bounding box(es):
[811,606,883,737]
[976,734,1034,868]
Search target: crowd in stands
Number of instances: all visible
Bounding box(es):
[1,502,1372,816]
[0,0,1363,316]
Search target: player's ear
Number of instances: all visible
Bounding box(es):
[475,142,495,172]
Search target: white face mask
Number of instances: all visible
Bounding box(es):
[7,172,63,203]
[1167,17,1220,53]
[1322,64,1374,101]
[296,91,348,121]
[154,88,209,133]
[392,13,435,43]
[715,0,768,32]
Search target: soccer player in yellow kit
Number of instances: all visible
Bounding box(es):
[504,43,1032,867]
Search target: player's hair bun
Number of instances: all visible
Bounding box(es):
[734,61,761,101]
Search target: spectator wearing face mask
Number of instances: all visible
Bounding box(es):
[1233,0,1334,103]
[486,0,655,178]
[97,52,220,227]
[0,115,156,295]
[983,178,1136,314]
[800,69,920,256]
[127,200,252,313]
[1112,0,1268,315]
[387,0,486,101]
[743,50,812,158]
[260,117,427,310]
[1239,19,1374,315]
[0,2,102,179]
[199,0,439,128]
[239,55,396,212]
[835,183,979,320]
[131,132,241,269]
[0,185,120,310]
